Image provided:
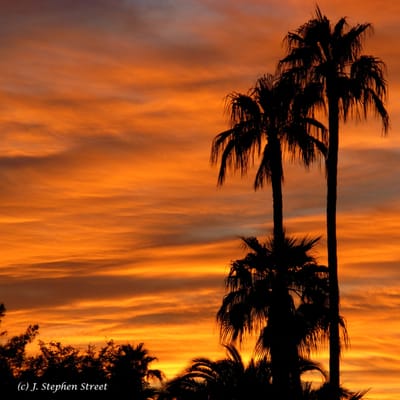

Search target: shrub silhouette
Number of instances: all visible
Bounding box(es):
[0,305,162,399]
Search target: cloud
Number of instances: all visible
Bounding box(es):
[0,271,223,309]
[0,1,399,396]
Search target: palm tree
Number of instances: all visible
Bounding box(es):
[99,341,163,400]
[217,235,336,400]
[159,344,272,400]
[159,345,366,400]
[160,344,328,400]
[210,72,326,248]
[160,344,274,400]
[280,7,389,398]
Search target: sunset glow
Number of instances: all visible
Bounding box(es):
[0,1,399,399]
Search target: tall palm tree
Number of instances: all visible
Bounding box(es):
[280,7,389,398]
[217,235,336,400]
[210,72,326,248]
[211,73,326,400]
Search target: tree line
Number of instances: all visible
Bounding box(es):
[0,303,362,400]
[0,304,162,399]
[0,6,388,400]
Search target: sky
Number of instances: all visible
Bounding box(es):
[0,0,399,398]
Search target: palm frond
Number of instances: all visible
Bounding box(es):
[298,357,327,380]
[349,55,389,132]
[211,68,326,192]
[316,383,369,400]
[335,23,372,65]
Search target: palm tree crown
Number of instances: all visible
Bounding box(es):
[280,6,389,131]
[211,72,326,245]
[159,344,272,400]
[211,73,325,187]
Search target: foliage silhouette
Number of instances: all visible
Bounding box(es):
[309,382,368,400]
[98,340,163,399]
[0,305,39,397]
[216,235,346,400]
[211,72,326,246]
[280,6,389,397]
[159,344,341,400]
[211,69,327,400]
[0,307,367,400]
[0,308,162,399]
[159,344,274,400]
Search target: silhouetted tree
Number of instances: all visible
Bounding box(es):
[159,344,273,400]
[0,307,162,399]
[211,72,326,248]
[210,72,326,400]
[280,7,389,397]
[0,311,39,396]
[99,341,163,400]
[34,341,83,382]
[160,344,330,400]
[217,235,339,400]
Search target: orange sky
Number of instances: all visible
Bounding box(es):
[0,1,399,399]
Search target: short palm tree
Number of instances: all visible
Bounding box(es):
[160,344,328,400]
[211,72,326,247]
[160,345,366,400]
[280,7,389,397]
[217,235,336,400]
[161,344,273,400]
[99,341,163,399]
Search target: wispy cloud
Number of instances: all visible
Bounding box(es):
[0,1,399,398]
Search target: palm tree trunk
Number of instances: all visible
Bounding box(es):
[269,288,303,400]
[270,135,284,247]
[327,93,341,400]
[269,136,288,400]
[269,136,302,400]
